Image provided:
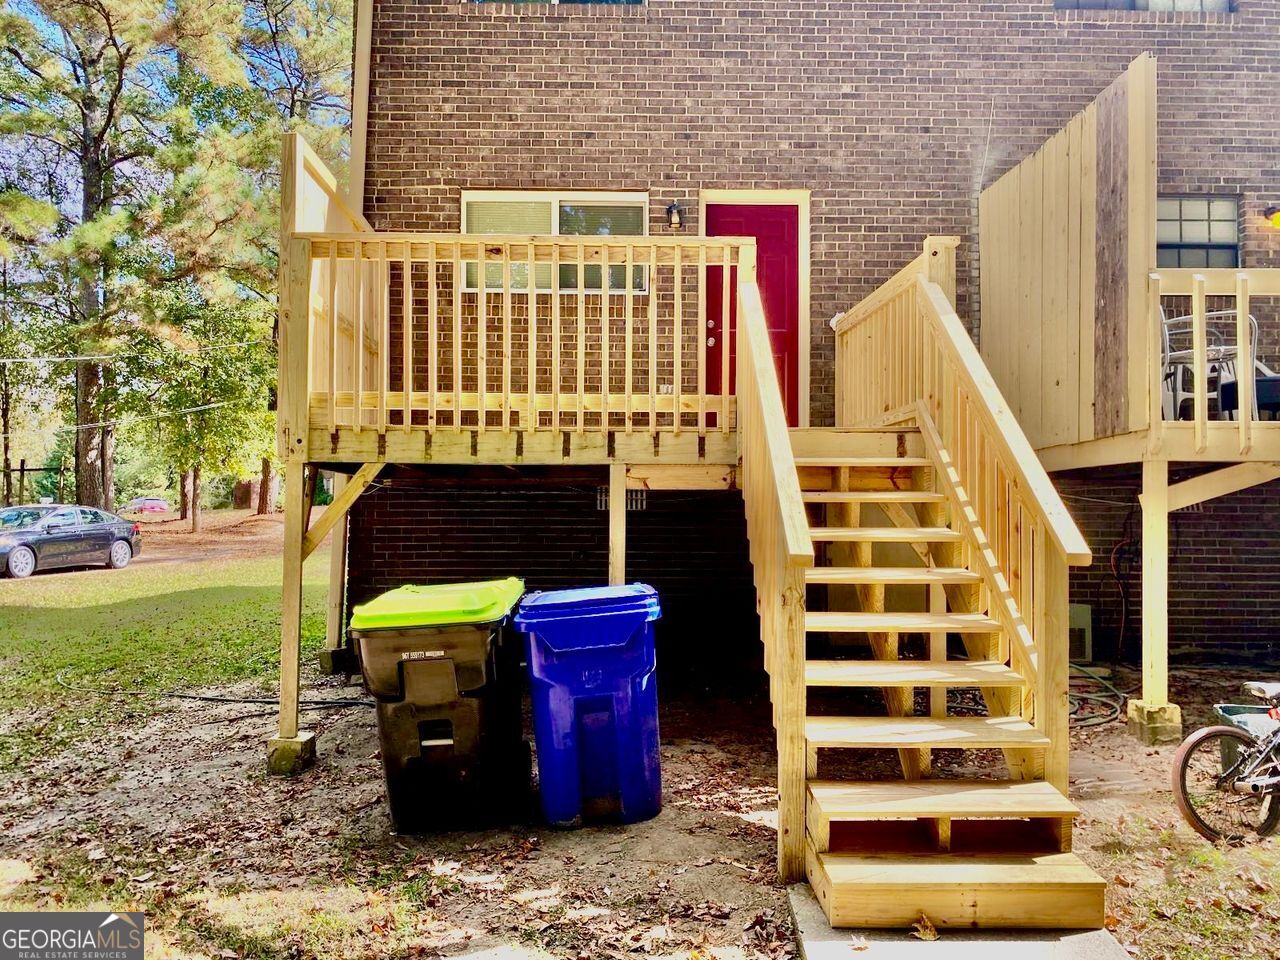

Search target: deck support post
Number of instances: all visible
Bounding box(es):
[1128,456,1182,744]
[608,462,626,585]
[268,466,316,774]
[319,473,350,675]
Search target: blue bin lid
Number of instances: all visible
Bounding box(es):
[515,583,660,628]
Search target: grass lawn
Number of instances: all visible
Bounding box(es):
[0,547,331,773]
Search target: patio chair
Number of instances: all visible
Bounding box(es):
[1161,308,1266,420]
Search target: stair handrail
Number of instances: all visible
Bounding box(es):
[832,238,1089,792]
[735,246,812,883]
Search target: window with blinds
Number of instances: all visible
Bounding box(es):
[461,191,648,292]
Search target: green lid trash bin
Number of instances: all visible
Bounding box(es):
[349,577,527,831]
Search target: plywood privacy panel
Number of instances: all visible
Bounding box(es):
[978,54,1156,450]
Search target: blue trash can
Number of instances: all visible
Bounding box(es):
[515,584,662,826]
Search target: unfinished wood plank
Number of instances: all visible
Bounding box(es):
[809,527,963,544]
[608,461,626,585]
[805,715,1049,749]
[1094,68,1130,438]
[804,660,1024,688]
[804,566,979,585]
[807,844,1105,930]
[801,490,945,504]
[805,611,1002,634]
[807,779,1078,820]
[301,463,383,560]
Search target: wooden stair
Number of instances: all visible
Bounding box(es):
[805,659,1024,688]
[784,426,1105,930]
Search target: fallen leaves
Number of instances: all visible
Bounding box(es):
[910,914,939,941]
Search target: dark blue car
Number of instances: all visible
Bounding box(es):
[0,504,141,579]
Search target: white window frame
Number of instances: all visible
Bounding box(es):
[461,189,650,295]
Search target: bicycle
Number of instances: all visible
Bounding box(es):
[1172,681,1280,843]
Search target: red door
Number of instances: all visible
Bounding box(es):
[705,202,802,426]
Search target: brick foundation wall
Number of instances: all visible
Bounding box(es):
[364,0,1280,426]
[345,476,761,689]
[1056,466,1280,665]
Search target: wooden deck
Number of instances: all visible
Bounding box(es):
[270,136,1102,929]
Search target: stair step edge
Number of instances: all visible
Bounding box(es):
[805,660,1024,687]
[805,715,1050,749]
[805,566,979,583]
[805,612,1002,633]
[806,779,1079,819]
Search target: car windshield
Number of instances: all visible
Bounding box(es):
[0,507,53,529]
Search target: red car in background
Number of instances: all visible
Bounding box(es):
[122,497,170,514]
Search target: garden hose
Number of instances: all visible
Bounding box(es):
[53,668,373,710]
[1068,662,1129,728]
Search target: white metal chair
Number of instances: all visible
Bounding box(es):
[1160,308,1267,421]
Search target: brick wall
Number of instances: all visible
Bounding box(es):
[346,476,761,688]
[363,0,1280,426]
[1056,466,1280,665]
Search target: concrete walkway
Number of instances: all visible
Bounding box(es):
[789,885,1129,960]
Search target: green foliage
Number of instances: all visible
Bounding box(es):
[0,0,351,503]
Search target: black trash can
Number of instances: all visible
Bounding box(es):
[348,578,528,831]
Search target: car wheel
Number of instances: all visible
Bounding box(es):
[108,540,132,570]
[7,546,35,579]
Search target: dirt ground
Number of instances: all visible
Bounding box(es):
[129,508,292,565]
[0,682,793,959]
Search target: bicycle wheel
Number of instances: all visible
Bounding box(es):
[1173,725,1280,842]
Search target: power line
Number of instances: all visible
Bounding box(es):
[0,400,238,441]
[0,338,272,365]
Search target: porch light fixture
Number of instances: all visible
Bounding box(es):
[1266,205,1280,230]
[666,202,683,229]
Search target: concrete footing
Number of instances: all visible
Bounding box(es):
[1126,699,1183,745]
[266,730,317,775]
[787,884,1128,959]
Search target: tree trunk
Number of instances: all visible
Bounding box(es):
[179,471,190,520]
[75,361,104,508]
[100,422,114,512]
[75,81,109,511]
[1,259,10,508]
[257,458,273,514]
[191,465,202,533]
[1,361,10,509]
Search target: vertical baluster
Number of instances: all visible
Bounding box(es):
[1237,272,1253,454]
[353,240,363,433]
[552,243,561,430]
[673,245,683,435]
[601,242,611,430]
[648,251,658,431]
[327,243,337,433]
[402,241,413,432]
[697,244,707,435]
[577,242,586,433]
[1192,272,1207,453]
[477,242,487,432]
[721,245,731,433]
[427,242,437,433]
[527,241,538,431]
[453,243,462,432]
[501,246,512,433]
[625,243,634,433]
[378,241,389,434]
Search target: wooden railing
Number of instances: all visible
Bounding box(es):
[1148,268,1280,457]
[833,237,1090,791]
[286,231,753,439]
[735,248,813,882]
